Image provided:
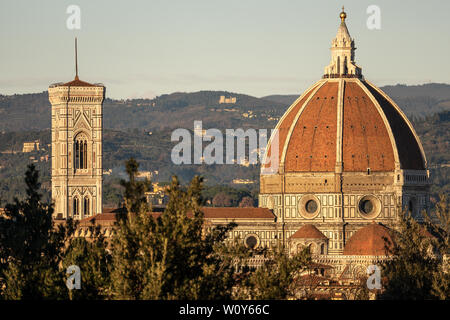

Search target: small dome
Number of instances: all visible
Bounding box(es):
[290,224,327,239]
[343,223,393,256]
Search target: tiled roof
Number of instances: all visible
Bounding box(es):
[290,224,327,239]
[262,84,318,170]
[201,207,275,219]
[295,274,329,286]
[284,81,339,172]
[62,77,99,87]
[363,81,425,170]
[77,206,275,225]
[263,78,425,173]
[343,223,393,256]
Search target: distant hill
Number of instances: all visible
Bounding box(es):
[381,83,450,100]
[261,94,299,106]
[1,83,450,132]
[0,90,285,132]
[0,110,448,205]
[381,83,450,117]
[0,92,50,132]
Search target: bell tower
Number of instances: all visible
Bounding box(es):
[48,39,105,219]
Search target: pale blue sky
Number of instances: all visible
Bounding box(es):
[1,0,450,99]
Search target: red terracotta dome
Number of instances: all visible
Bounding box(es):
[290,224,327,239]
[343,223,393,256]
[263,78,426,173]
[262,9,426,174]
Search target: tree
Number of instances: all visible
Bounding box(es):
[380,198,449,300]
[155,175,236,299]
[62,224,112,300]
[239,196,255,207]
[238,245,311,300]
[212,192,233,207]
[0,164,75,299]
[423,195,450,299]
[110,158,237,299]
[110,158,154,299]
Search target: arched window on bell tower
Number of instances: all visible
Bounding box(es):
[74,133,89,171]
[84,196,90,217]
[73,197,80,218]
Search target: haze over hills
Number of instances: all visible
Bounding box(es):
[1,83,450,132]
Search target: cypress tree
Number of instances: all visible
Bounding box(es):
[0,164,75,299]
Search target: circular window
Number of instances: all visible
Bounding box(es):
[245,234,259,249]
[298,195,320,219]
[358,195,381,219]
[305,200,318,214]
[359,199,374,214]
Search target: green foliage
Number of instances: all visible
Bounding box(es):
[155,176,236,299]
[380,198,449,300]
[203,185,256,207]
[110,158,154,299]
[237,245,312,300]
[423,195,450,299]
[0,164,75,299]
[120,157,151,215]
[62,225,112,300]
[110,158,237,299]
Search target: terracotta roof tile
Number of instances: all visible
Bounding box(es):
[285,82,338,172]
[290,224,327,239]
[342,81,395,171]
[343,223,393,256]
[77,207,275,225]
[262,78,425,174]
[263,84,317,170]
[62,78,100,87]
[201,207,275,219]
[362,81,425,170]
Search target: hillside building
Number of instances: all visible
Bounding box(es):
[22,140,40,153]
[219,96,237,104]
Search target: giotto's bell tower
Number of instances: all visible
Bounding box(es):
[48,39,105,219]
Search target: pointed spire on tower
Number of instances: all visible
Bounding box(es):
[74,37,79,80]
[61,37,97,87]
[323,8,362,78]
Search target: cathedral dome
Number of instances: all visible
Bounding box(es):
[262,11,426,175]
[343,223,393,256]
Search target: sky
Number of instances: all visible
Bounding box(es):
[1,0,450,99]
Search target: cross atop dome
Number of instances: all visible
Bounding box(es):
[323,8,362,78]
